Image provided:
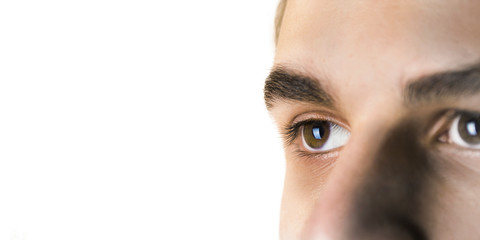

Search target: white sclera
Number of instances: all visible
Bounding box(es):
[449,116,480,149]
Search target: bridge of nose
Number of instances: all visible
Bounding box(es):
[348,121,433,240]
[304,120,436,240]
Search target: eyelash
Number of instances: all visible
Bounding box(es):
[283,119,318,145]
[283,118,345,144]
[283,118,348,160]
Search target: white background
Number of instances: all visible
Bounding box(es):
[0,0,285,239]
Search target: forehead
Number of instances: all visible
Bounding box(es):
[276,0,480,85]
[275,0,480,117]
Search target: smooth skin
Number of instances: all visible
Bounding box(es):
[269,0,480,239]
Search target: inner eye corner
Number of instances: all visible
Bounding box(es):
[435,129,449,144]
[430,110,480,150]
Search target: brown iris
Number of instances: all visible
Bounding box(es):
[458,113,480,144]
[303,121,330,149]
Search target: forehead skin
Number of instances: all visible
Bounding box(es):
[276,0,480,119]
[274,1,480,239]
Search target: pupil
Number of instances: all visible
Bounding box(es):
[466,120,479,136]
[312,126,325,139]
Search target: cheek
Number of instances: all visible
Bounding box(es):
[425,175,480,239]
[424,153,480,238]
[283,150,337,199]
[279,153,337,238]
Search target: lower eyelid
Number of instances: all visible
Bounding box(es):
[293,147,341,161]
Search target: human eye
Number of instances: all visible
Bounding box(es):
[284,116,350,155]
[439,111,480,149]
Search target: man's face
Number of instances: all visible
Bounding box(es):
[266,0,480,239]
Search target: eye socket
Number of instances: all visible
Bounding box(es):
[301,120,350,152]
[448,112,480,149]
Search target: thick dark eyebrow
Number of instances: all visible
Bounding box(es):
[405,63,480,106]
[264,67,334,110]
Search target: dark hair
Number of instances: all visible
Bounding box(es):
[275,0,287,45]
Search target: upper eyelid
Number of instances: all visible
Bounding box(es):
[288,111,350,129]
[282,113,335,145]
[289,111,342,125]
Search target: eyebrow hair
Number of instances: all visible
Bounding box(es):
[405,63,480,105]
[265,63,480,110]
[264,67,334,110]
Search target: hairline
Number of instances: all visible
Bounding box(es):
[275,0,287,45]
